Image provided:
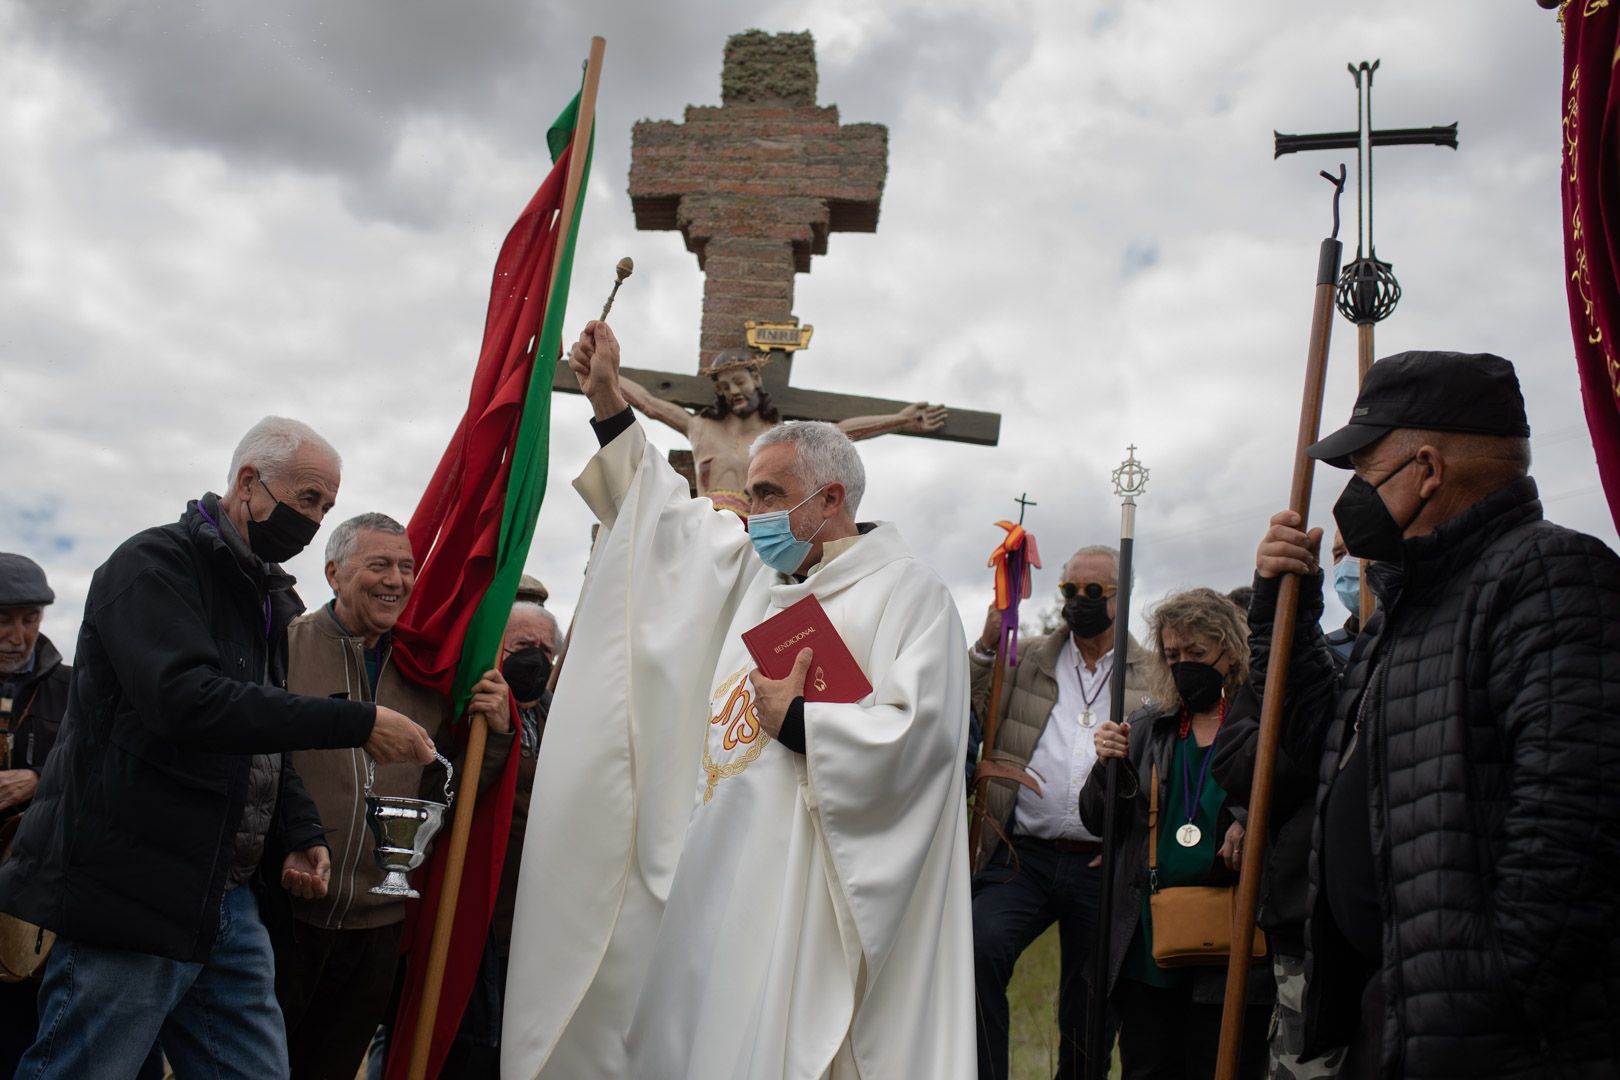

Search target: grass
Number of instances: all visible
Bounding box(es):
[1006,925,1120,1079]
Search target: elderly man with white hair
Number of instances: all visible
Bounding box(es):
[0,416,436,1080]
[500,323,974,1080]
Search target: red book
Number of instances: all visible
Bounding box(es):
[742,595,874,704]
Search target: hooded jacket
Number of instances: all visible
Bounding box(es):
[0,496,376,962]
[1251,477,1620,1078]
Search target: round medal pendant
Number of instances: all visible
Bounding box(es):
[1175,823,1202,848]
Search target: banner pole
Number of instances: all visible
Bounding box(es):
[404,36,606,1080]
[1213,166,1345,1080]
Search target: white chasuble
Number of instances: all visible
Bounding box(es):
[501,423,974,1080]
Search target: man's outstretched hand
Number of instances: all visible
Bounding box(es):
[281,845,331,900]
[1256,510,1323,579]
[365,705,436,766]
[748,648,813,740]
[569,320,629,421]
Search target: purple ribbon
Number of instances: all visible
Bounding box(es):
[997,546,1027,666]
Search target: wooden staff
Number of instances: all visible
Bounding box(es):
[1084,445,1148,1080]
[405,35,607,1080]
[1213,165,1346,1080]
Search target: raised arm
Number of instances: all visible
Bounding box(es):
[1251,510,1339,767]
[839,402,947,441]
[618,374,693,436]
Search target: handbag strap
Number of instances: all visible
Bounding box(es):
[1147,762,1160,891]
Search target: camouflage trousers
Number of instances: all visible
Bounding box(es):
[1269,952,1346,1080]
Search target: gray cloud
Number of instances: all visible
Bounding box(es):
[3,0,1612,663]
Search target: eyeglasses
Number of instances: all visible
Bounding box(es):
[1059,581,1117,601]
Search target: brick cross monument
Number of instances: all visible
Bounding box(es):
[553,30,1000,450]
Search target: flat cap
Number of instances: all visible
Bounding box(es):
[0,554,54,608]
[1308,351,1530,469]
[515,574,549,606]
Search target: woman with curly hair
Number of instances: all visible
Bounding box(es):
[1078,587,1271,1078]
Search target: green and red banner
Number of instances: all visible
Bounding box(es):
[385,87,593,1079]
[1560,2,1620,531]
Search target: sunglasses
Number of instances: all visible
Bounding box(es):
[1059,581,1117,600]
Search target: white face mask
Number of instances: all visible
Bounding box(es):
[1332,555,1361,612]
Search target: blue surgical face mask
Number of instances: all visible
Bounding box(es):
[1332,555,1361,613]
[747,486,828,574]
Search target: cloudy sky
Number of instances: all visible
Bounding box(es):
[5,0,1611,658]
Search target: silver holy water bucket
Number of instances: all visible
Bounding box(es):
[364,751,454,899]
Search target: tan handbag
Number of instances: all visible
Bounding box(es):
[1145,763,1266,968]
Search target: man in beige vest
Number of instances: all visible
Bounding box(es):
[970,544,1152,1080]
[276,512,512,1080]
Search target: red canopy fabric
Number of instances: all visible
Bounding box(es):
[1560,4,1620,531]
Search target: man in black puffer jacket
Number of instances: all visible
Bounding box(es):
[0,417,437,1080]
[1249,351,1620,1079]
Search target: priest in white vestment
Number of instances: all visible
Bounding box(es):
[501,322,974,1080]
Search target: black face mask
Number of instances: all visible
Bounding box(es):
[1062,594,1114,640]
[1332,456,1427,564]
[502,647,553,703]
[1171,657,1226,713]
[248,479,320,564]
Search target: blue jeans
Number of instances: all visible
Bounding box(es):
[18,884,288,1080]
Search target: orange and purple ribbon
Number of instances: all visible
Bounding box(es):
[987,520,1041,665]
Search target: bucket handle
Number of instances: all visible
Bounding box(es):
[365,747,455,806]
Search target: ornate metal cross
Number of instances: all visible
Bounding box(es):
[1275,60,1458,332]
[1112,445,1149,503]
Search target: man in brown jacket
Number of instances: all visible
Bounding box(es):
[275,512,513,1080]
[970,544,1152,1080]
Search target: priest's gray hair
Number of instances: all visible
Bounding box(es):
[228,415,341,487]
[751,421,866,515]
[325,512,407,567]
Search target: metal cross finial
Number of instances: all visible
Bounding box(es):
[1112,445,1149,502]
[1015,492,1037,525]
[1274,61,1457,329]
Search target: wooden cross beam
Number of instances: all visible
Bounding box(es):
[551,358,1001,446]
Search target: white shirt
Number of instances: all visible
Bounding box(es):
[1012,637,1112,842]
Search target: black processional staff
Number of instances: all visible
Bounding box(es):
[1084,444,1149,1080]
[1213,165,1348,1080]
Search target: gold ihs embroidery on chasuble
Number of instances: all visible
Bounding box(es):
[702,665,766,804]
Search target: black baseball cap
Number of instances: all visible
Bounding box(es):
[1307,350,1531,469]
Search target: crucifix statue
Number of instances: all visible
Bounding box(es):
[1275,59,1459,378]
[553,29,1000,513]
